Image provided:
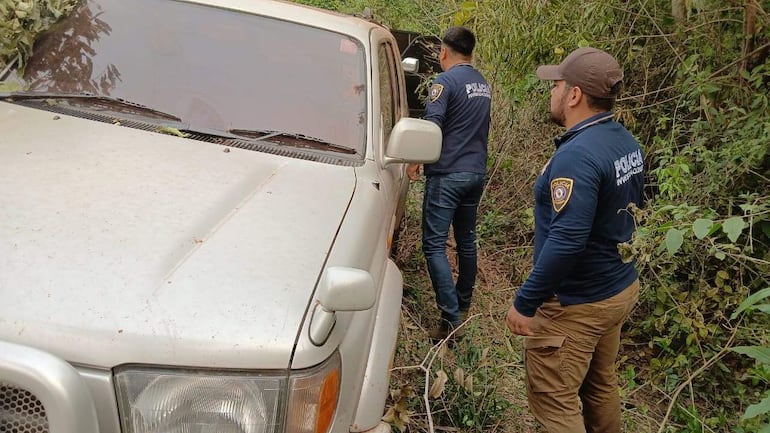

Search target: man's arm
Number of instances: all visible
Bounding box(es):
[423,76,449,129]
[407,76,449,182]
[513,150,601,317]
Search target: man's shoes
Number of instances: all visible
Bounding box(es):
[460,309,469,323]
[429,320,465,343]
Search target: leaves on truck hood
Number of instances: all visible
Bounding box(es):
[156,126,189,138]
[0,81,23,92]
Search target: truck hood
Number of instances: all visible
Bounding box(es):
[0,104,356,369]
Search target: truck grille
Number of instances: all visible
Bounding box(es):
[0,382,49,433]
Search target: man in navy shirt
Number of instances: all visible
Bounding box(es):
[505,47,644,432]
[407,27,491,342]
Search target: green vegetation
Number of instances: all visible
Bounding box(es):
[302,0,769,431]
[4,0,769,431]
[0,0,79,72]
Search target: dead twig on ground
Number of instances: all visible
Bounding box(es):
[390,314,479,433]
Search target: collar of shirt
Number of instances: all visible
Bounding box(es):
[447,62,474,71]
[553,111,614,148]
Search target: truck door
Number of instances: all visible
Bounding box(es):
[373,36,407,243]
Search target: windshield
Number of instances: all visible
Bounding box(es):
[9,0,367,153]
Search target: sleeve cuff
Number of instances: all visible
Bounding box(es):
[513,297,538,318]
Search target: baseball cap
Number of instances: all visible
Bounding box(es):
[536,47,623,98]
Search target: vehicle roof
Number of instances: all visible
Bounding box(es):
[181,0,382,43]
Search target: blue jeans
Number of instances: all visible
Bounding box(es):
[422,172,485,327]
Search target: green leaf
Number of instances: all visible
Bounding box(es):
[665,228,684,255]
[731,287,770,319]
[460,0,477,11]
[761,222,770,238]
[156,126,189,138]
[722,216,746,242]
[740,203,759,213]
[0,81,22,92]
[732,346,770,365]
[759,422,770,433]
[453,1,476,25]
[742,392,770,420]
[714,250,726,260]
[692,218,713,239]
[754,305,770,314]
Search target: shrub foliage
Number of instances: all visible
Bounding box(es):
[0,0,79,71]
[342,1,770,430]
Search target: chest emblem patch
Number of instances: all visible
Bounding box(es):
[550,177,574,212]
[429,83,444,103]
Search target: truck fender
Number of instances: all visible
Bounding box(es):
[350,259,403,432]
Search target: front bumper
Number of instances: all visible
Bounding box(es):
[0,340,99,433]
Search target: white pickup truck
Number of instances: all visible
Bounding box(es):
[0,1,441,432]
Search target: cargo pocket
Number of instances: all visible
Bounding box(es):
[524,336,567,392]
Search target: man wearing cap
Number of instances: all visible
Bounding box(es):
[505,47,645,432]
[407,26,491,342]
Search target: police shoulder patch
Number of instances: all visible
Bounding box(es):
[429,83,444,103]
[550,177,574,212]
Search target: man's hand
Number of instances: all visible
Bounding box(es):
[407,164,421,181]
[505,304,534,336]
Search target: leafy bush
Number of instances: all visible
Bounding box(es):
[0,0,80,71]
[301,0,769,430]
[429,341,513,432]
[437,2,770,430]
[489,3,768,431]
[731,288,770,430]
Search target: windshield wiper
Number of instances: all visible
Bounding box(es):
[227,128,356,154]
[0,91,181,122]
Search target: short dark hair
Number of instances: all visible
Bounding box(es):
[583,81,622,111]
[441,27,475,56]
[585,94,615,111]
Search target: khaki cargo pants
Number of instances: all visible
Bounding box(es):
[524,280,640,433]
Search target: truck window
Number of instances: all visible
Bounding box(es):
[10,0,368,153]
[378,42,402,145]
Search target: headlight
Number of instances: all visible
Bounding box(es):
[114,368,283,433]
[114,352,341,433]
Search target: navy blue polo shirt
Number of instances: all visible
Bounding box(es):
[423,63,490,175]
[514,112,645,317]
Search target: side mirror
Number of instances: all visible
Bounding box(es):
[401,57,419,74]
[384,118,441,166]
[308,267,376,346]
[316,267,375,311]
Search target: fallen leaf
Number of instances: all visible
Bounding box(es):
[454,367,465,385]
[382,407,396,423]
[156,126,189,138]
[464,374,474,392]
[429,369,448,398]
